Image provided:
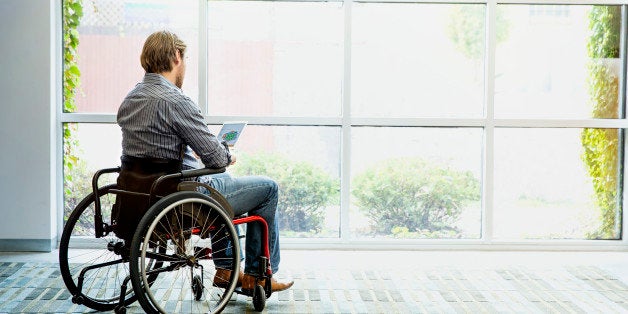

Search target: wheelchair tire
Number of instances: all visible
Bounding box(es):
[253,284,266,311]
[192,275,203,301]
[58,184,136,311]
[129,191,241,314]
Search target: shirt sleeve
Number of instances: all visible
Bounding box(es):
[168,97,231,169]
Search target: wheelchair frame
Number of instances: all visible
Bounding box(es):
[59,166,274,313]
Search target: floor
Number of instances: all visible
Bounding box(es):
[1,250,628,313]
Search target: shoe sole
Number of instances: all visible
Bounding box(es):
[213,281,242,288]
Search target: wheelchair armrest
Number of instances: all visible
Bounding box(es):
[179,167,226,179]
[149,167,226,201]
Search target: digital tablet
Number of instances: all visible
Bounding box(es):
[216,121,247,147]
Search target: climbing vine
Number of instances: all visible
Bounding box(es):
[582,6,621,239]
[62,0,83,218]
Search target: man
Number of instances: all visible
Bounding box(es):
[117,30,293,292]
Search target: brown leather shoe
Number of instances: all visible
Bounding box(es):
[213,268,244,288]
[242,274,294,293]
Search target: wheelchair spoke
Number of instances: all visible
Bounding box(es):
[143,250,185,263]
[161,208,188,255]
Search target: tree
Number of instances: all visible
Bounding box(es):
[447,5,510,60]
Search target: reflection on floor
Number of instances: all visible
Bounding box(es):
[1,250,628,313]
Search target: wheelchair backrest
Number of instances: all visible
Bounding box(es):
[112,156,182,241]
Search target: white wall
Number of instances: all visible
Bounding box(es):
[0,0,60,251]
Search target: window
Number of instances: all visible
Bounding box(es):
[492,5,623,241]
[350,127,483,239]
[494,128,621,240]
[207,1,344,117]
[72,0,199,113]
[352,3,485,118]
[63,1,627,247]
[495,5,620,119]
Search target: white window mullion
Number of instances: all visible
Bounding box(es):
[340,0,353,242]
[483,0,498,244]
[199,0,208,115]
[620,5,628,243]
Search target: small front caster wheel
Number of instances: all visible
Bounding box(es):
[114,305,127,314]
[71,295,84,305]
[252,284,266,311]
[192,275,204,301]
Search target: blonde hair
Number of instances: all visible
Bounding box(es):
[140,31,186,73]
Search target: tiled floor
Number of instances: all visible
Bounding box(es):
[1,250,628,313]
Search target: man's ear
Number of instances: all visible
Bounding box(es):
[173,50,182,65]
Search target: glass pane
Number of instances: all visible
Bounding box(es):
[63,123,122,222]
[72,0,199,113]
[224,125,341,238]
[352,3,485,118]
[350,127,483,239]
[207,1,343,117]
[495,5,622,118]
[494,128,622,240]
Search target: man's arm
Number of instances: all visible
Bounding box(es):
[169,99,232,168]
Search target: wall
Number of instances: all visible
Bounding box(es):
[0,0,60,251]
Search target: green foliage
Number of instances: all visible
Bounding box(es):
[63,0,82,114]
[582,6,621,239]
[64,159,116,236]
[63,0,83,221]
[587,62,619,119]
[63,159,92,222]
[581,128,619,239]
[447,5,510,60]
[232,153,339,234]
[587,6,621,59]
[352,158,480,236]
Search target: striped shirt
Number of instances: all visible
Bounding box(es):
[117,73,231,170]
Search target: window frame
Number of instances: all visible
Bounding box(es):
[60,0,628,250]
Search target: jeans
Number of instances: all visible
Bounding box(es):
[198,172,281,275]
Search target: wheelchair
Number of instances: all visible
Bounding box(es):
[59,159,274,313]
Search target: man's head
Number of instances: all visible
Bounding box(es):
[140,31,187,88]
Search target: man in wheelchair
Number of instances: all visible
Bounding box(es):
[116,30,294,293]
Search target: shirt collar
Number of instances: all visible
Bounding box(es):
[142,72,178,90]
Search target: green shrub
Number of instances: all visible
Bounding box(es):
[352,157,480,235]
[232,153,339,233]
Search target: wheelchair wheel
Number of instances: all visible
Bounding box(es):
[129,191,241,314]
[253,284,266,311]
[58,184,135,311]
